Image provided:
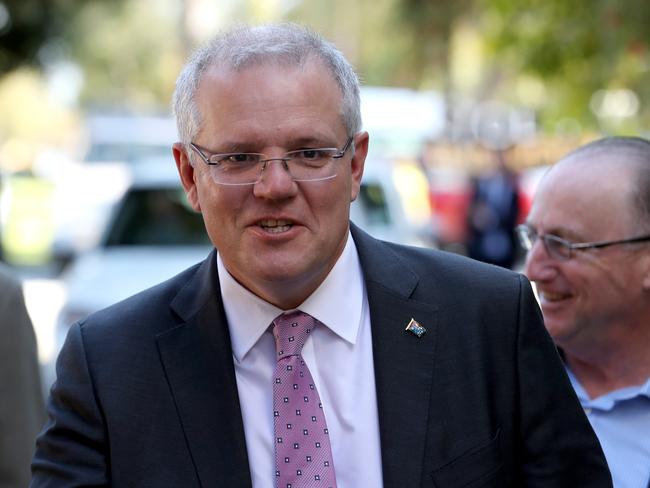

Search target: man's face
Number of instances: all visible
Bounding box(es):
[523,156,648,351]
[174,60,367,309]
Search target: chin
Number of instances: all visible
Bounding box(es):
[255,261,308,283]
[542,317,567,341]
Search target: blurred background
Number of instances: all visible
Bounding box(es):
[1,0,649,393]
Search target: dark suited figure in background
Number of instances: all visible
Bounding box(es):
[32,24,611,487]
[0,262,44,488]
[520,136,650,488]
[467,148,521,268]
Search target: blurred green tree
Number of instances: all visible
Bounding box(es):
[479,0,650,131]
[2,0,648,132]
[0,0,99,74]
[67,1,182,112]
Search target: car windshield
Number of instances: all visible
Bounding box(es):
[104,188,210,246]
[356,182,391,225]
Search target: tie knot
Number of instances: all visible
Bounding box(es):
[272,311,316,360]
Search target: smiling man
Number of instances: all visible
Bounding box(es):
[520,136,650,487]
[33,24,611,487]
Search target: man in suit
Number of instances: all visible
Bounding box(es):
[32,24,611,487]
[0,262,44,488]
[519,136,650,488]
[466,148,521,269]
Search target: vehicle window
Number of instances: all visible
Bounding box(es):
[104,188,210,246]
[357,183,391,225]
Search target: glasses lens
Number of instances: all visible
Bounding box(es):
[209,155,262,185]
[289,151,338,181]
[543,235,571,260]
[196,145,345,185]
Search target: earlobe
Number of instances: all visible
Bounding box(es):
[172,142,201,212]
[643,260,650,290]
[641,253,650,290]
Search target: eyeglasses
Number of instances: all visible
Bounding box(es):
[189,137,354,186]
[516,224,650,260]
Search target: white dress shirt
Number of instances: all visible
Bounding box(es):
[218,232,384,488]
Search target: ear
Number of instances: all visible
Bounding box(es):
[350,131,368,202]
[173,142,201,212]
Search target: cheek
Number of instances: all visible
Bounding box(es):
[313,188,351,226]
[195,182,246,231]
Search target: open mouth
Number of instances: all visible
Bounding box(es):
[539,291,572,303]
[258,219,294,234]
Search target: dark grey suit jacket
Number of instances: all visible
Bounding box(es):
[32,225,612,487]
[0,263,44,488]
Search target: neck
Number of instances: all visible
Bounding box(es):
[228,262,335,311]
[257,280,319,310]
[564,332,650,398]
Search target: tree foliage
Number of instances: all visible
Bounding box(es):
[67,1,182,111]
[0,0,79,74]
[479,0,650,131]
[1,0,649,133]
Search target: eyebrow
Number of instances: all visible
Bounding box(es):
[526,222,590,242]
[207,136,338,153]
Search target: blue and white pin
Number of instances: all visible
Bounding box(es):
[405,318,426,337]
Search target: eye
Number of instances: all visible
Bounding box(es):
[291,149,333,160]
[214,153,259,164]
[545,234,572,256]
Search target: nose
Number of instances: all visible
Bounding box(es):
[253,159,298,200]
[523,238,557,283]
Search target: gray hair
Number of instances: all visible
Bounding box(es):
[563,136,650,228]
[173,23,362,149]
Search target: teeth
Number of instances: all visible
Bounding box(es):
[259,219,293,233]
[541,291,569,302]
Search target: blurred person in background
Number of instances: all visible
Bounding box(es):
[0,262,44,488]
[0,176,4,263]
[467,147,521,268]
[519,136,650,488]
[32,23,611,487]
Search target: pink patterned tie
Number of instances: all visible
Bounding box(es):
[272,311,337,488]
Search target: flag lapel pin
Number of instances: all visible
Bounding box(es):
[405,318,426,337]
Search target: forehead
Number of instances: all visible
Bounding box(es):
[199,57,341,102]
[529,154,637,236]
[195,58,344,141]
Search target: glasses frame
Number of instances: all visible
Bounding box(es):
[516,224,650,260]
[188,136,354,186]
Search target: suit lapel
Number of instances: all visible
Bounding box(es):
[352,225,438,488]
[156,252,252,488]
[155,229,439,488]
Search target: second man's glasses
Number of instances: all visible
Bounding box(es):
[516,224,650,260]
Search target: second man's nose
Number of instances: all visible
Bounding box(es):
[524,238,558,283]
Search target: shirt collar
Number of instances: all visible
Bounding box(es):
[219,231,364,363]
[566,367,650,410]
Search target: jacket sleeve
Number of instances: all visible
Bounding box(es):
[31,322,109,487]
[0,274,44,488]
[515,274,612,486]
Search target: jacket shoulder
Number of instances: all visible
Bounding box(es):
[76,259,205,340]
[371,238,524,297]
